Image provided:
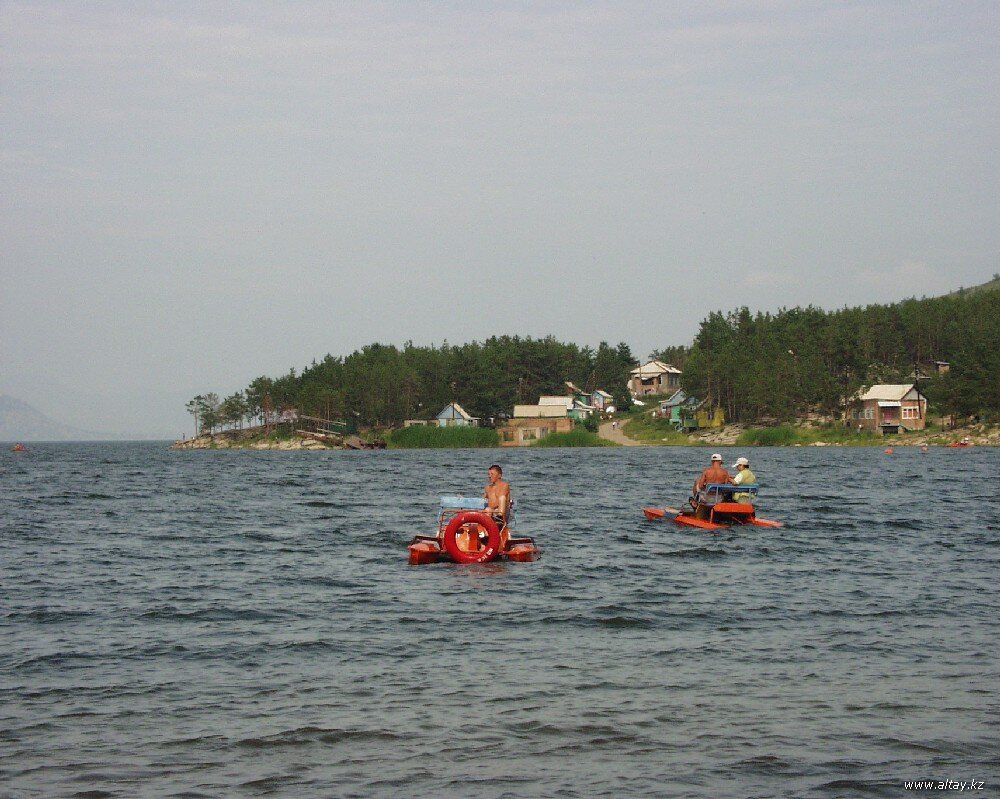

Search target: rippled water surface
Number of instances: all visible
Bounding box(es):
[2,443,997,798]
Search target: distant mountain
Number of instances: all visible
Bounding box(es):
[0,395,104,441]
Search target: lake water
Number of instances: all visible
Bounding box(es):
[1,443,997,798]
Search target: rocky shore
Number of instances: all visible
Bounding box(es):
[172,433,336,450]
[690,423,1000,448]
[168,424,381,450]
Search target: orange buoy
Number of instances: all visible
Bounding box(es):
[884,447,893,455]
[442,511,501,564]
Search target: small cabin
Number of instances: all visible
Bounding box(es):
[848,384,927,434]
[591,389,614,411]
[630,360,682,397]
[659,390,697,428]
[497,416,574,446]
[436,402,479,427]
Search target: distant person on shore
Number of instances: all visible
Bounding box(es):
[731,456,757,502]
[691,453,732,508]
[484,464,511,527]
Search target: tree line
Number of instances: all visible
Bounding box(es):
[661,289,999,424]
[186,337,637,434]
[187,288,998,435]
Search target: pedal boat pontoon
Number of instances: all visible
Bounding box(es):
[643,484,782,531]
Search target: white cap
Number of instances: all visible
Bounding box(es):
[711,453,722,461]
[732,457,749,467]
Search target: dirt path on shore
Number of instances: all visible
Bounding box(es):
[599,419,647,446]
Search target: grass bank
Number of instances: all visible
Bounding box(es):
[387,426,500,449]
[736,424,883,446]
[621,414,693,445]
[531,429,616,447]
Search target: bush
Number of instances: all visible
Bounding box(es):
[531,429,615,447]
[388,425,499,448]
[737,423,883,446]
[737,426,799,446]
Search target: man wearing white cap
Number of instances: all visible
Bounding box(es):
[731,456,757,502]
[692,453,732,507]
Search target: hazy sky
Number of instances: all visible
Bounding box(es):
[2,1,997,438]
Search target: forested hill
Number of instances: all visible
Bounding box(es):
[188,284,998,431]
[189,339,637,431]
[668,285,999,423]
[947,274,1000,297]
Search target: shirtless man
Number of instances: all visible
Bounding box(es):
[691,453,732,509]
[484,464,511,527]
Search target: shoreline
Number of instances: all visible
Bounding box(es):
[170,430,999,450]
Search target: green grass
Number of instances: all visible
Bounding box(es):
[737,424,884,446]
[621,414,693,444]
[531,429,616,447]
[387,425,500,448]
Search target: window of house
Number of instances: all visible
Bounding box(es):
[523,429,537,440]
[902,407,919,419]
[863,408,874,419]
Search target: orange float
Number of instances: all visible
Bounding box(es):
[408,497,540,565]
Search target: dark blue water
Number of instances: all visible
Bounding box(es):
[2,443,997,798]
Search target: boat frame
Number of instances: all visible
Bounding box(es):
[408,498,540,565]
[643,484,782,530]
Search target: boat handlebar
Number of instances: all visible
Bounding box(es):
[703,483,758,494]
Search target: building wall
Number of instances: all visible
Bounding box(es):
[630,373,681,396]
[513,404,569,418]
[437,417,474,427]
[850,398,926,433]
[696,407,725,429]
[497,417,574,446]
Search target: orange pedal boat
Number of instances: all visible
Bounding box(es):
[408,496,540,565]
[643,484,782,531]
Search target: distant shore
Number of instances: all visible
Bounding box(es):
[612,418,1000,448]
[172,421,998,451]
[171,427,382,450]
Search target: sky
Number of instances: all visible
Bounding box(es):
[2,1,997,438]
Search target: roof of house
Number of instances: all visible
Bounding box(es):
[513,404,569,418]
[437,402,475,420]
[660,389,688,407]
[630,359,682,377]
[857,384,922,402]
[593,389,613,398]
[538,396,575,408]
[565,381,584,394]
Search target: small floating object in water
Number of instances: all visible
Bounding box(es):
[920,445,929,453]
[11,443,27,452]
[884,447,893,455]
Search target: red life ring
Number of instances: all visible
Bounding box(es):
[442,511,501,564]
